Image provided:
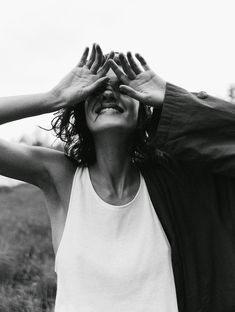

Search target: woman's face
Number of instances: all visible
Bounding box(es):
[85,69,140,135]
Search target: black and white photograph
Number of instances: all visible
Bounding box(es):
[0,1,235,311]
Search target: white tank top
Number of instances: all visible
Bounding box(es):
[54,167,178,312]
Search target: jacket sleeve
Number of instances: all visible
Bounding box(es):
[148,82,235,177]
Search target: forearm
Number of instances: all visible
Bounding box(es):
[0,91,64,125]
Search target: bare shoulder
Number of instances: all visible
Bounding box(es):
[36,146,77,185]
[35,146,77,213]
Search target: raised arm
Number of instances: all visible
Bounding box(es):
[150,83,235,176]
[109,53,235,177]
[0,44,112,187]
[0,44,111,124]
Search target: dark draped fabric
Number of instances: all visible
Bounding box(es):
[139,83,235,311]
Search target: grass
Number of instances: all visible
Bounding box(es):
[0,183,56,312]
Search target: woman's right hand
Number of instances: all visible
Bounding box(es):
[49,44,113,110]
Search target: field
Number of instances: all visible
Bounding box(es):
[0,183,56,312]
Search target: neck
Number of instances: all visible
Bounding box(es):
[89,131,138,194]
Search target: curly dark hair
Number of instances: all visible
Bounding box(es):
[51,51,158,166]
[51,99,155,167]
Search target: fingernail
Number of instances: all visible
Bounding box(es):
[109,51,114,58]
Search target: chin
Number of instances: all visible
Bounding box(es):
[94,124,135,134]
[86,110,138,136]
[90,119,137,135]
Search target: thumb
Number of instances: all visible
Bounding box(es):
[119,85,144,101]
[85,77,109,94]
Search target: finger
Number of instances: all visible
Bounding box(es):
[101,55,106,66]
[77,47,89,67]
[135,53,150,71]
[127,51,142,74]
[97,51,114,77]
[108,59,130,84]
[85,76,110,94]
[119,85,145,101]
[90,44,103,74]
[119,53,136,80]
[86,43,96,69]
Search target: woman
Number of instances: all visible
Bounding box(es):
[1,43,235,312]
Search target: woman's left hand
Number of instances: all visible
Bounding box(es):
[108,52,166,108]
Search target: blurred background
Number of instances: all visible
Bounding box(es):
[0,0,234,311]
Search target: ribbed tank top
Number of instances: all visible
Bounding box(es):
[54,167,178,312]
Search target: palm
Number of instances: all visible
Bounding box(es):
[52,67,100,107]
[109,53,166,108]
[50,44,112,108]
[129,71,163,101]
[57,67,99,105]
[127,70,166,106]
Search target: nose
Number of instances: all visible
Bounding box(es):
[102,88,116,101]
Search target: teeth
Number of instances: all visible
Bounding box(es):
[95,105,123,114]
[100,107,119,112]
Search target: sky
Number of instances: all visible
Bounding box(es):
[0,0,234,141]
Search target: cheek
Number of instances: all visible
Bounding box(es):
[84,101,89,123]
[85,98,94,117]
[84,100,94,130]
[120,94,139,117]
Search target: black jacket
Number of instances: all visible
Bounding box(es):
[140,83,235,312]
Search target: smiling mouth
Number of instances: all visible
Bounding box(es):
[95,104,124,114]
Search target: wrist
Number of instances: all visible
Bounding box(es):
[150,80,166,109]
[45,90,67,112]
